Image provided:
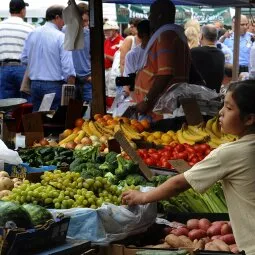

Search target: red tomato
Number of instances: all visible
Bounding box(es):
[164,145,174,152]
[200,143,211,152]
[151,153,160,161]
[191,156,199,164]
[145,158,155,166]
[205,148,212,155]
[177,151,188,160]
[186,147,196,154]
[161,151,172,158]
[148,148,157,154]
[161,161,172,169]
[175,144,186,152]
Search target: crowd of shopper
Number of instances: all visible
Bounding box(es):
[0,0,255,113]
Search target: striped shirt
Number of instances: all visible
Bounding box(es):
[0,16,34,61]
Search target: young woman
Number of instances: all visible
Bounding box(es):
[122,80,255,254]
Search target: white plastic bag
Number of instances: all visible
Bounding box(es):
[49,201,157,245]
[0,139,22,165]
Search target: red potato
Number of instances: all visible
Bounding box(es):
[199,218,211,231]
[187,219,199,230]
[212,221,226,226]
[207,224,222,237]
[188,229,207,241]
[221,223,233,235]
[219,234,235,245]
[229,244,240,254]
[171,227,189,237]
[163,227,172,235]
[211,235,222,240]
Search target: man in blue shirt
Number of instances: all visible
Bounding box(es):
[72,3,92,104]
[221,15,253,73]
[21,5,76,111]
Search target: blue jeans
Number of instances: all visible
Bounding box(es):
[0,65,26,99]
[31,80,64,112]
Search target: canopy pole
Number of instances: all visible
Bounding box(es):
[232,7,241,82]
[90,0,106,116]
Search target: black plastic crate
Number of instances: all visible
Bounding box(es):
[2,217,70,255]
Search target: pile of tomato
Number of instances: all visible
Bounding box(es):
[137,143,212,169]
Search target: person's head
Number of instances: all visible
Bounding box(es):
[149,0,175,33]
[137,19,150,48]
[78,2,89,28]
[248,19,255,34]
[184,26,199,49]
[214,20,224,29]
[219,80,255,137]
[103,20,119,39]
[129,18,142,36]
[217,28,227,40]
[46,5,65,30]
[9,0,28,18]
[232,15,249,35]
[184,19,200,34]
[200,24,218,46]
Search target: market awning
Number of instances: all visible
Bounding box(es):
[103,0,255,8]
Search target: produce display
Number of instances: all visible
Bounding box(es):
[18,147,74,168]
[137,143,212,169]
[163,218,238,253]
[0,171,23,199]
[0,201,53,228]
[159,182,227,213]
[2,169,139,209]
[142,117,237,148]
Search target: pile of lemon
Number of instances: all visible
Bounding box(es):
[141,130,178,146]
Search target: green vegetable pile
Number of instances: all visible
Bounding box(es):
[19,147,74,168]
[159,182,227,213]
[0,201,53,228]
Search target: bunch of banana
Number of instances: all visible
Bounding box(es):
[120,122,141,140]
[88,121,104,138]
[176,124,209,145]
[94,121,114,137]
[82,121,94,136]
[204,117,237,148]
[176,128,195,145]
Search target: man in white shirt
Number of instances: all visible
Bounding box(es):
[0,0,34,99]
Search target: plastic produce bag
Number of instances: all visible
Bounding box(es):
[0,139,22,165]
[153,83,220,115]
[49,202,157,245]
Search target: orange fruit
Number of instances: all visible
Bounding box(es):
[73,127,81,134]
[107,119,118,126]
[140,119,150,129]
[134,122,144,133]
[75,118,85,128]
[94,114,103,121]
[63,129,73,138]
[130,119,138,125]
[103,114,112,121]
[119,117,130,124]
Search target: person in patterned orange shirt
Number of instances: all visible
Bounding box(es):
[134,0,190,117]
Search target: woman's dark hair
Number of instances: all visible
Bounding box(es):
[46,5,64,21]
[228,80,255,119]
[129,18,142,27]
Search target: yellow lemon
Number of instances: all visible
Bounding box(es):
[154,139,162,145]
[161,133,172,144]
[146,135,155,143]
[167,130,175,136]
[141,131,150,138]
[152,131,163,139]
